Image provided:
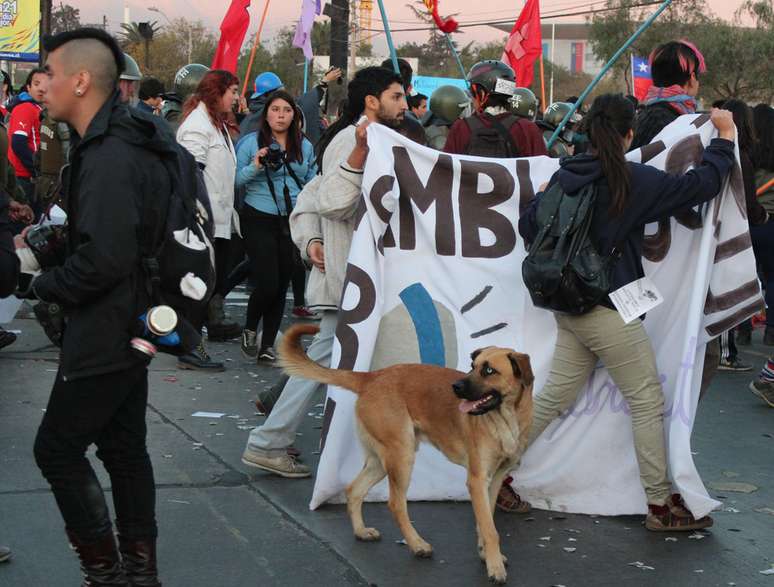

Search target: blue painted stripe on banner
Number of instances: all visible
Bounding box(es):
[399,283,445,367]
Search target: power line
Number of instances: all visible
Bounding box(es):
[371,0,613,26]
[363,0,666,32]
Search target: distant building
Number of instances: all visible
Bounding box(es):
[491,22,604,76]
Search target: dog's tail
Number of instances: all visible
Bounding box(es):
[279,324,369,393]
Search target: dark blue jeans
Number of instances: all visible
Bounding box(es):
[751,222,774,327]
[33,364,157,543]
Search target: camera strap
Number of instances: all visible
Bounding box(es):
[265,161,303,218]
[263,165,286,217]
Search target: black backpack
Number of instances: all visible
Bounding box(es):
[465,113,521,158]
[138,144,216,355]
[521,182,621,315]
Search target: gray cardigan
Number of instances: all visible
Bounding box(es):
[290,125,362,311]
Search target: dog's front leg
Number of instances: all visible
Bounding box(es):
[468,473,506,584]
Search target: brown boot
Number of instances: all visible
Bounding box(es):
[119,537,161,587]
[495,477,532,513]
[66,531,129,586]
[645,494,713,532]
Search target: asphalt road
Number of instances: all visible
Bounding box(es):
[1,299,773,587]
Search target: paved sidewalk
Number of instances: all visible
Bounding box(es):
[1,310,773,586]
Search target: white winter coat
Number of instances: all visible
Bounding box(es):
[176,102,239,239]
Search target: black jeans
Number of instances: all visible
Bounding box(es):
[34,364,157,543]
[241,207,295,348]
[291,250,307,307]
[213,236,233,297]
[751,221,774,327]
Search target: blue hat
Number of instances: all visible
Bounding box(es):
[251,72,283,99]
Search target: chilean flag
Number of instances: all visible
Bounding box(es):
[502,0,542,88]
[212,0,252,73]
[632,55,653,102]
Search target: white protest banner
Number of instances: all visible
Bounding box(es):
[310,114,761,519]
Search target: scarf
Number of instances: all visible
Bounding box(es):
[644,85,697,115]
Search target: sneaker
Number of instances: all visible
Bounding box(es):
[645,494,713,532]
[749,380,774,407]
[241,447,311,478]
[717,358,753,372]
[241,329,257,359]
[292,306,320,320]
[0,545,11,563]
[257,346,277,362]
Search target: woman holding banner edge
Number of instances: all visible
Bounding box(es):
[519,94,736,531]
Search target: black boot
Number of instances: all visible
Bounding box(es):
[177,342,225,372]
[66,531,129,586]
[206,294,242,341]
[765,326,774,346]
[119,537,161,587]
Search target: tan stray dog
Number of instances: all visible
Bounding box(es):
[280,324,534,584]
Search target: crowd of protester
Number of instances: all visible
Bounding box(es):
[0,24,772,583]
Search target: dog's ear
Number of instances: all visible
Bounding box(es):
[509,352,534,387]
[470,348,483,362]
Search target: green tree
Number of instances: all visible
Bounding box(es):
[118,21,161,48]
[590,0,774,102]
[588,0,713,94]
[123,19,217,88]
[51,2,81,34]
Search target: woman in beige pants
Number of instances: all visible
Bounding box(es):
[519,93,736,531]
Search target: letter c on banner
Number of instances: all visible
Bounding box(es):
[643,134,706,262]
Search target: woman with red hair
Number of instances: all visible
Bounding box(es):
[176,69,241,371]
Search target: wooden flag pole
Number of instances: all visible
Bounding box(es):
[242,0,272,96]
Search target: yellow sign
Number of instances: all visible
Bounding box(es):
[0,0,40,62]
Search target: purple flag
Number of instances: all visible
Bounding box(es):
[292,0,321,60]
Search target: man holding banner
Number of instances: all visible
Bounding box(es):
[241,67,408,477]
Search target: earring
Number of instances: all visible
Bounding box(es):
[75,90,82,96]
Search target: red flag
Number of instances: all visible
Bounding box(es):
[502,0,542,88]
[211,0,252,73]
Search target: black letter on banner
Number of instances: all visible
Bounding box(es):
[666,134,706,229]
[643,135,706,262]
[369,175,397,252]
[335,263,376,371]
[459,160,516,258]
[393,147,455,255]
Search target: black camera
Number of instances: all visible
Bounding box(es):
[259,143,285,172]
[24,224,68,270]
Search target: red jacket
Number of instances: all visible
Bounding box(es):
[7,100,42,178]
[443,112,548,157]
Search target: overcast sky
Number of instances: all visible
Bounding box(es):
[70,0,747,56]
